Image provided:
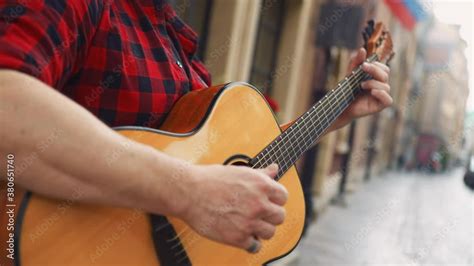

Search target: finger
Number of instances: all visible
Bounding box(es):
[373,61,390,73]
[259,163,279,179]
[262,203,286,225]
[349,48,367,71]
[266,182,288,206]
[361,80,390,92]
[241,237,261,254]
[362,62,389,83]
[370,89,393,107]
[257,164,288,206]
[253,221,276,240]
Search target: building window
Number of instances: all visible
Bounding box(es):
[168,0,213,60]
[249,0,287,94]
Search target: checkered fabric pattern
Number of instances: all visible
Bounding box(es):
[0,0,211,127]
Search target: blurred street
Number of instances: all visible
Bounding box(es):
[296,169,474,266]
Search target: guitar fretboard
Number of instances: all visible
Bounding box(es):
[250,54,378,180]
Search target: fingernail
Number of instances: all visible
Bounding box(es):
[361,81,367,89]
[269,163,279,170]
[362,62,370,69]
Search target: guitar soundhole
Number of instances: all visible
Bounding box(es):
[231,160,249,166]
[223,154,251,166]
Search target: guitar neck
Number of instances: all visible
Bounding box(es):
[250,54,378,179]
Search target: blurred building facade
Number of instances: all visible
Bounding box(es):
[168,0,469,254]
[401,21,469,171]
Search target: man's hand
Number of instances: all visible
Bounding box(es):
[179,164,287,253]
[331,48,392,130]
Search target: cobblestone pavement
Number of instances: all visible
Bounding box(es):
[296,168,474,266]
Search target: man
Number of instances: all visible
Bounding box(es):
[0,0,391,254]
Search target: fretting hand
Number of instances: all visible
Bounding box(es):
[331,48,392,130]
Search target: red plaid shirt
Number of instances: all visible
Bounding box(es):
[0,0,211,127]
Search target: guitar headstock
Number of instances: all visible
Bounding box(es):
[363,20,395,64]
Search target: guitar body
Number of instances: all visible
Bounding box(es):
[16,83,305,265]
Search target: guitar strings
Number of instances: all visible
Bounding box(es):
[251,54,378,174]
[262,65,371,174]
[253,84,358,175]
[253,71,366,171]
[254,67,370,174]
[251,60,372,169]
[251,79,358,172]
[257,55,377,170]
[276,69,369,173]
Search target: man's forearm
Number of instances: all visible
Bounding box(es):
[0,70,191,216]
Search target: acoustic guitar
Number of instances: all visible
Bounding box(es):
[6,21,393,265]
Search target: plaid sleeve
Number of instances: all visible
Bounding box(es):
[0,0,104,88]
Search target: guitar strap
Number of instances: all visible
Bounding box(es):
[150,214,192,266]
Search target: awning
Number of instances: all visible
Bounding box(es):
[384,0,430,30]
